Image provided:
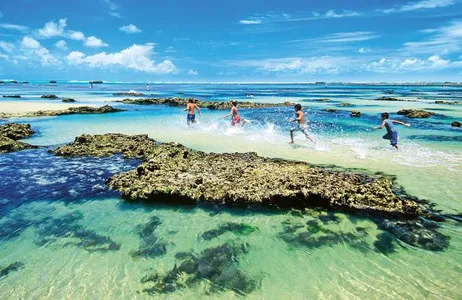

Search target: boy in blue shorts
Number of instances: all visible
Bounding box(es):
[374,112,410,150]
[183,98,201,125]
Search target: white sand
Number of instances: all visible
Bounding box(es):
[0,101,93,114]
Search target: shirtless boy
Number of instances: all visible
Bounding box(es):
[183,98,201,125]
[289,104,316,144]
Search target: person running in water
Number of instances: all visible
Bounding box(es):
[289,104,316,144]
[223,100,246,126]
[373,112,410,150]
[182,98,201,125]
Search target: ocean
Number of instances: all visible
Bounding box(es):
[0,82,461,299]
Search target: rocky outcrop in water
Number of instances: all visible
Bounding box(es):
[53,133,157,158]
[322,108,338,113]
[337,102,353,107]
[2,95,21,98]
[0,262,24,279]
[397,109,434,118]
[0,105,124,118]
[113,92,145,96]
[435,100,461,105]
[375,96,416,102]
[451,121,461,127]
[0,123,37,153]
[315,98,331,102]
[117,97,294,110]
[62,98,76,102]
[350,110,361,117]
[41,94,58,99]
[89,80,103,84]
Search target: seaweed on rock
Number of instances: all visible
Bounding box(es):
[141,242,260,296]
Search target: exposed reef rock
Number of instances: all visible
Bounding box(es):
[89,80,103,84]
[53,133,157,159]
[397,109,435,118]
[41,94,58,99]
[49,80,57,84]
[62,98,76,102]
[375,97,416,102]
[117,97,294,110]
[435,100,461,105]
[113,92,145,96]
[0,123,38,153]
[350,110,361,117]
[0,105,124,118]
[0,123,34,140]
[0,262,24,279]
[141,242,260,295]
[337,102,353,107]
[451,121,461,127]
[315,98,331,102]
[322,108,338,113]
[2,95,21,98]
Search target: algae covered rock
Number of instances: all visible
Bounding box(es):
[350,110,361,117]
[2,95,21,98]
[0,136,38,153]
[41,94,58,99]
[53,133,157,159]
[397,109,434,118]
[62,98,76,102]
[0,123,38,153]
[451,121,461,127]
[103,139,422,216]
[322,108,338,113]
[337,102,353,107]
[2,105,125,118]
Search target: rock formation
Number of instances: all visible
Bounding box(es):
[117,97,294,110]
[397,109,435,118]
[451,121,461,127]
[2,95,21,98]
[0,105,124,118]
[0,123,38,153]
[41,94,58,99]
[62,98,76,102]
[350,110,361,117]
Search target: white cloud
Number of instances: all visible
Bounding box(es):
[380,0,456,13]
[290,32,379,44]
[67,43,177,73]
[119,24,141,33]
[188,69,198,76]
[366,55,459,72]
[55,40,67,50]
[314,10,361,19]
[69,31,85,41]
[0,23,29,31]
[0,41,14,53]
[85,36,109,48]
[239,19,263,25]
[20,36,58,65]
[100,0,122,18]
[358,47,371,53]
[403,20,462,54]
[38,18,67,38]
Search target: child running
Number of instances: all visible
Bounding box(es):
[182,98,201,125]
[223,100,246,126]
[373,112,410,150]
[289,104,316,144]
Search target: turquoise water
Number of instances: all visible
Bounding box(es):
[1,82,461,299]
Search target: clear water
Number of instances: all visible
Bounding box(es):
[1,82,461,299]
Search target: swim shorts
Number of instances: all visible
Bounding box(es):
[291,125,309,135]
[383,132,398,146]
[231,115,241,126]
[187,113,195,123]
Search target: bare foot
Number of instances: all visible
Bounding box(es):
[289,141,294,144]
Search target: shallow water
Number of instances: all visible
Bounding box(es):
[1,82,461,299]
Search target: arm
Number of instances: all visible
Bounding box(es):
[373,120,386,130]
[223,108,234,118]
[392,120,411,127]
[289,112,300,123]
[195,104,201,115]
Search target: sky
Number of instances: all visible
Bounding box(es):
[0,0,462,82]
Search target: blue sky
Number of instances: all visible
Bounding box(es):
[0,0,462,82]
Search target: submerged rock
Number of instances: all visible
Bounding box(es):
[98,138,423,216]
[201,222,258,240]
[141,242,260,295]
[322,108,338,113]
[0,123,38,153]
[315,98,331,102]
[375,97,415,102]
[451,121,461,127]
[130,216,167,259]
[397,109,435,118]
[2,95,21,98]
[53,133,157,159]
[1,105,124,118]
[62,98,76,102]
[117,97,293,110]
[0,262,25,279]
[350,110,361,117]
[41,94,58,99]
